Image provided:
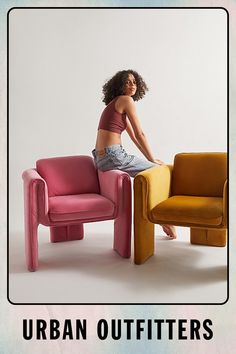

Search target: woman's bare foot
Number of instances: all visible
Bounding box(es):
[161,225,177,239]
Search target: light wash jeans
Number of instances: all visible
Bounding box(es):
[92,144,157,177]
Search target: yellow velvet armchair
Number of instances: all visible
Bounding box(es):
[134,152,227,264]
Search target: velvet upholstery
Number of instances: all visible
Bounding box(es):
[134,152,227,265]
[49,194,115,222]
[23,155,132,271]
[171,152,227,197]
[150,196,223,226]
[36,156,100,196]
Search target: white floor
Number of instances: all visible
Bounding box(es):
[9,222,227,304]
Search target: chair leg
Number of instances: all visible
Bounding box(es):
[114,214,132,258]
[134,217,155,265]
[113,177,132,258]
[190,228,227,247]
[25,220,39,272]
[50,224,84,242]
[134,175,155,265]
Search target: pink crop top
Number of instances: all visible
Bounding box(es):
[98,98,127,134]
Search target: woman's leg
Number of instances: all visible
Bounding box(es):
[161,225,177,239]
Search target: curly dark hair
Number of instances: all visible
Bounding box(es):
[102,70,148,105]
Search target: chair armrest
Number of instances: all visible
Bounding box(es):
[222,179,228,227]
[22,168,49,221]
[98,169,131,208]
[134,165,172,219]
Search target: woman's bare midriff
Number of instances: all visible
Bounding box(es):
[95,129,122,150]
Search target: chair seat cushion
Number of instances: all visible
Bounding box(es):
[150,195,223,226]
[49,193,115,222]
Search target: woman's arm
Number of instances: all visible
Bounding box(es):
[118,96,158,162]
[125,119,153,160]
[126,121,163,164]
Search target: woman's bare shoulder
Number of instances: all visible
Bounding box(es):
[116,95,134,106]
[115,96,136,115]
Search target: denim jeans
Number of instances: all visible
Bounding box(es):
[92,144,157,177]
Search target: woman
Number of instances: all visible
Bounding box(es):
[92,69,176,239]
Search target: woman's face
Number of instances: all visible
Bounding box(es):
[123,73,137,96]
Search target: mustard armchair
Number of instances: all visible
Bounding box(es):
[134,152,227,264]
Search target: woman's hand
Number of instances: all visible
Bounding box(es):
[154,158,164,165]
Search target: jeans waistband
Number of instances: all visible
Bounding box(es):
[92,144,123,157]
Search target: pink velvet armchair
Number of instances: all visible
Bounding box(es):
[22,155,132,271]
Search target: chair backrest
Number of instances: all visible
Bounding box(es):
[171,152,227,197]
[36,156,100,197]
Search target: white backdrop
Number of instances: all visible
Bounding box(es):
[9,8,227,232]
